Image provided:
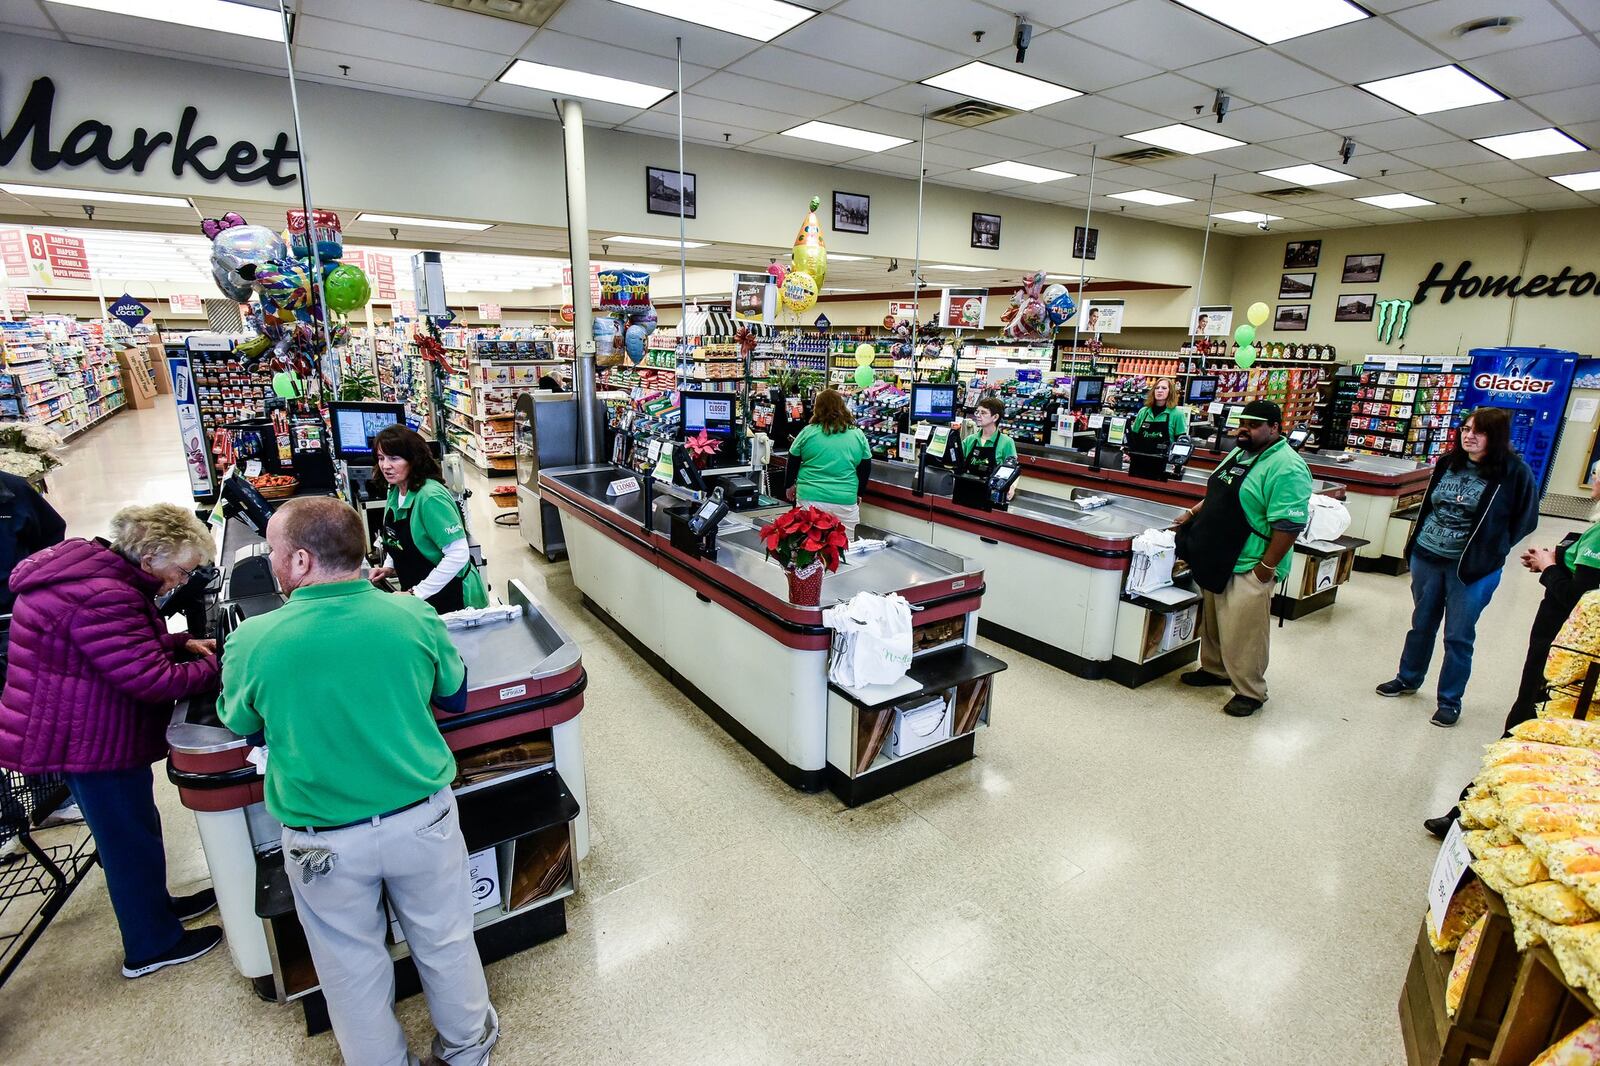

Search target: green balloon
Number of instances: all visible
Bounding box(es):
[853,365,874,387]
[272,371,301,398]
[1233,323,1256,348]
[321,263,371,314]
[1235,347,1257,370]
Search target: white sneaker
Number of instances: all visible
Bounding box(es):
[37,801,82,828]
[0,835,23,862]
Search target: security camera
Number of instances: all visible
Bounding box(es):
[1212,88,1230,124]
[1339,136,1356,165]
[1256,220,1271,232]
[888,258,899,272]
[1014,17,1033,63]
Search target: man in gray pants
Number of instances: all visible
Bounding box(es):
[219,497,498,1065]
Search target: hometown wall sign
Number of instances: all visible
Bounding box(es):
[1414,260,1600,305]
[0,76,299,187]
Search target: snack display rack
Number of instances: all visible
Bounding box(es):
[439,335,564,477]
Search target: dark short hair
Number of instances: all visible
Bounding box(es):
[373,425,443,492]
[976,396,1006,420]
[273,497,368,572]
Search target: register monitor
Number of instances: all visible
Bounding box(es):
[220,470,276,536]
[1186,377,1218,406]
[679,390,738,468]
[909,383,957,425]
[328,401,406,464]
[1071,376,1105,410]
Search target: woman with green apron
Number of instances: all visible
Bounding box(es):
[368,425,488,614]
[961,397,1019,500]
[1128,377,1189,455]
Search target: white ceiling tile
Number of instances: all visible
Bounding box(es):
[1181,50,1340,105]
[863,83,966,117]
[541,2,762,69]
[1480,177,1569,196]
[1465,35,1600,98]
[880,141,991,169]
[472,84,644,126]
[848,153,945,179]
[1390,1,1585,62]
[1370,169,1459,192]
[1338,151,1431,178]
[1559,0,1600,32]
[0,1,58,31]
[1258,132,1353,164]
[776,13,965,81]
[1038,95,1166,135]
[1212,106,1318,143]
[741,134,867,165]
[1439,160,1543,185]
[292,48,486,102]
[688,71,850,117]
[1101,73,1225,120]
[677,94,815,134]
[726,46,903,101]
[1511,190,1597,210]
[831,0,1011,57]
[293,16,511,79]
[306,0,534,54]
[1274,17,1450,83]
[515,31,713,89]
[1421,101,1547,140]
[1280,86,1411,128]
[1524,84,1600,126]
[1518,147,1600,176]
[1136,155,1243,181]
[54,16,286,70]
[617,112,765,146]
[932,126,1061,162]
[1212,146,1309,173]
[815,103,934,141]
[1392,140,1503,167]
[1067,0,1254,67]
[976,30,1161,93]
[1018,147,1099,173]
[1341,116,1460,151]
[984,113,1100,149]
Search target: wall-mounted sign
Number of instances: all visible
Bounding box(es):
[938,288,988,329]
[1414,261,1600,305]
[477,303,501,322]
[1,228,91,288]
[3,290,28,316]
[168,293,203,314]
[1073,225,1098,261]
[108,293,150,324]
[0,76,299,187]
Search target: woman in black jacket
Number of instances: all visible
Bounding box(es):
[1375,408,1539,726]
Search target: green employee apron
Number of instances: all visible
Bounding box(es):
[1175,450,1271,594]
[382,504,469,614]
[1129,408,1174,454]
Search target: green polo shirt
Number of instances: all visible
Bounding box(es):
[1132,405,1189,437]
[790,424,872,506]
[1565,523,1600,573]
[1223,437,1313,580]
[961,431,1018,465]
[386,479,488,609]
[217,579,467,828]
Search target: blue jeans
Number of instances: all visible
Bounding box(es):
[64,765,185,964]
[1397,552,1504,713]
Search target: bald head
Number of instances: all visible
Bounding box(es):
[267,497,368,591]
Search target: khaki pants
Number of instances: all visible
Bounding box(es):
[798,498,860,538]
[1200,571,1275,703]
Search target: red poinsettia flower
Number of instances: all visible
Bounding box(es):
[762,505,849,572]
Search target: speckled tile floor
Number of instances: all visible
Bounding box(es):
[0,397,1579,1065]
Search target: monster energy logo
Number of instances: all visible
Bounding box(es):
[1376,300,1412,344]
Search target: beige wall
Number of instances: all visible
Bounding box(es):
[1225,208,1600,359]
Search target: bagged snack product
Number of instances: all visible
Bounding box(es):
[1530,1017,1600,1066]
[1472,856,1515,896]
[1484,763,1600,790]
[1508,804,1600,838]
[1541,838,1600,879]
[1541,694,1580,720]
[1430,878,1490,952]
[1546,591,1600,690]
[1508,899,1554,950]
[1465,830,1498,859]
[1490,824,1520,847]
[1508,880,1600,925]
[1483,741,1600,770]
[1494,845,1552,886]
[1497,787,1597,814]
[1462,793,1502,830]
[1513,718,1600,751]
[1446,913,1488,1018]
[1543,923,1600,1002]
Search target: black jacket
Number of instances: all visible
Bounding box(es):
[0,472,65,613]
[1404,452,1539,584]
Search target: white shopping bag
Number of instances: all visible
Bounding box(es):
[823,591,914,688]
[1127,528,1177,595]
[1299,494,1351,544]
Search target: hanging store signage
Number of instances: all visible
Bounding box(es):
[731,272,775,325]
[813,313,830,329]
[108,293,150,324]
[343,251,396,301]
[0,76,298,187]
[168,293,202,314]
[1413,261,1600,305]
[597,269,649,311]
[477,303,501,322]
[3,290,27,316]
[394,299,416,318]
[1081,299,1124,334]
[937,288,988,329]
[1,228,91,286]
[1191,305,1232,337]
[559,304,574,324]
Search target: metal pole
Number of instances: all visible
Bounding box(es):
[1070,145,1098,360]
[1190,174,1219,343]
[558,98,600,464]
[276,1,336,392]
[677,36,689,353]
[911,109,926,374]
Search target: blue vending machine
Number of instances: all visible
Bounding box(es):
[1457,347,1579,494]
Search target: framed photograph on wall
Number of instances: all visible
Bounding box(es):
[1279,272,1316,299]
[971,212,1001,250]
[645,166,696,218]
[1335,293,1376,322]
[1342,253,1384,284]
[1274,304,1310,331]
[1283,240,1321,269]
[832,191,870,234]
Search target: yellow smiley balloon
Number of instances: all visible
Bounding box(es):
[791,195,827,287]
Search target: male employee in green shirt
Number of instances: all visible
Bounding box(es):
[218,497,498,1066]
[1175,400,1312,717]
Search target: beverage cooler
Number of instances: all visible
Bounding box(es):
[1457,347,1578,495]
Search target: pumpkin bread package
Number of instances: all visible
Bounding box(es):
[1484,764,1600,791]
[1483,741,1600,771]
[1430,878,1490,952]
[1490,844,1552,886]
[1508,881,1600,925]
[1472,856,1515,897]
[1508,804,1600,838]
[1542,694,1581,720]
[1514,718,1600,751]
[1465,830,1498,859]
[1541,838,1600,879]
[1446,914,1488,1018]
[1530,1018,1600,1066]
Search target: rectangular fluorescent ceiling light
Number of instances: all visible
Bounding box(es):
[822,288,864,293]
[1170,0,1367,44]
[603,0,815,41]
[1551,171,1600,192]
[46,0,284,40]
[1109,190,1194,206]
[922,61,1081,111]
[1359,65,1503,115]
[499,60,672,109]
[1259,163,1353,185]
[925,264,988,272]
[972,161,1073,183]
[780,121,910,153]
[827,254,871,261]
[1356,193,1436,209]
[604,235,710,248]
[1212,210,1282,223]
[1127,124,1244,155]
[1474,128,1586,160]
[0,182,191,208]
[355,213,493,231]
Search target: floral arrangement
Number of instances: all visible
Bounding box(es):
[684,430,721,467]
[760,506,848,573]
[0,422,64,481]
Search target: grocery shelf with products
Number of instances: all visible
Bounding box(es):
[848,382,907,459]
[0,319,127,440]
[441,333,568,477]
[960,342,1052,384]
[1342,356,1468,460]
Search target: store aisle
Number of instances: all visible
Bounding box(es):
[0,399,1579,1065]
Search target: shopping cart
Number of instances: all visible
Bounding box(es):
[0,615,99,989]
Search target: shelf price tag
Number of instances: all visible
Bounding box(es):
[244,460,262,478]
[1426,820,1472,941]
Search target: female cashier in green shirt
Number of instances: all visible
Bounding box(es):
[1129,377,1189,451]
[961,397,1019,499]
[784,388,873,537]
[368,425,488,614]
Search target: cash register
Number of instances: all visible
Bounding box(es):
[952,456,1021,511]
[327,401,407,504]
[909,383,959,498]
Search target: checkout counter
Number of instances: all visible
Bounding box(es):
[164,511,589,1033]
[538,463,1005,807]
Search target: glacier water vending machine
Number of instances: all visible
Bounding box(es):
[1457,347,1578,494]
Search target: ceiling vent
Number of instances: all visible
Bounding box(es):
[1106,146,1178,164]
[928,99,1019,127]
[1260,186,1320,199]
[419,0,565,27]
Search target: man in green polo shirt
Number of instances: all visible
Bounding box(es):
[1176,400,1312,717]
[218,497,498,1066]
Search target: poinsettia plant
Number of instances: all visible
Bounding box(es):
[684,430,721,467]
[761,506,849,573]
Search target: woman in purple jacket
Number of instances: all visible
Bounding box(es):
[0,503,224,978]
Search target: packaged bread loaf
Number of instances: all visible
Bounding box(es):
[1430,878,1490,952]
[1483,741,1600,770]
[1473,856,1515,896]
[1513,718,1600,751]
[1540,838,1600,879]
[1507,804,1600,838]
[1483,763,1600,790]
[1508,899,1554,950]
[1465,830,1498,859]
[1530,1017,1600,1066]
[1508,881,1600,925]
[1461,793,1502,830]
[1446,914,1487,1018]
[1489,844,1551,886]
[1541,694,1581,720]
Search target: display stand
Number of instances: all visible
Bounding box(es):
[1398,884,1516,1066]
[1273,535,1369,620]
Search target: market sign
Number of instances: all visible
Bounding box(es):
[108,293,150,324]
[1414,261,1600,304]
[0,75,299,187]
[596,269,649,311]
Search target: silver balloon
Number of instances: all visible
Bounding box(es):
[210,224,286,286]
[211,260,253,302]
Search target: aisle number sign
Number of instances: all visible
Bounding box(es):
[1427,820,1473,940]
[168,293,203,314]
[0,228,92,289]
[477,303,501,322]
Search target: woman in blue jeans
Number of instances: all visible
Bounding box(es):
[1376,407,1538,726]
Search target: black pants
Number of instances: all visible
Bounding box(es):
[1506,594,1571,733]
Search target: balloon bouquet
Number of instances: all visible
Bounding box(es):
[1000,270,1076,341]
[202,209,371,396]
[592,270,659,366]
[1231,302,1270,368]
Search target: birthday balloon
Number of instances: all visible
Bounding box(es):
[272,372,300,399]
[624,323,648,364]
[780,270,818,314]
[1233,323,1256,348]
[210,224,286,284]
[321,263,371,314]
[854,342,876,367]
[853,365,873,387]
[1247,301,1269,328]
[255,257,314,310]
[767,258,787,286]
[287,208,343,262]
[630,306,658,334]
[211,261,254,302]
[791,196,827,287]
[1236,346,1258,370]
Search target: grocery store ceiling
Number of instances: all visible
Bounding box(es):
[2,0,1599,237]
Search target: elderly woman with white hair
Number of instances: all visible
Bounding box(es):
[0,503,225,977]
